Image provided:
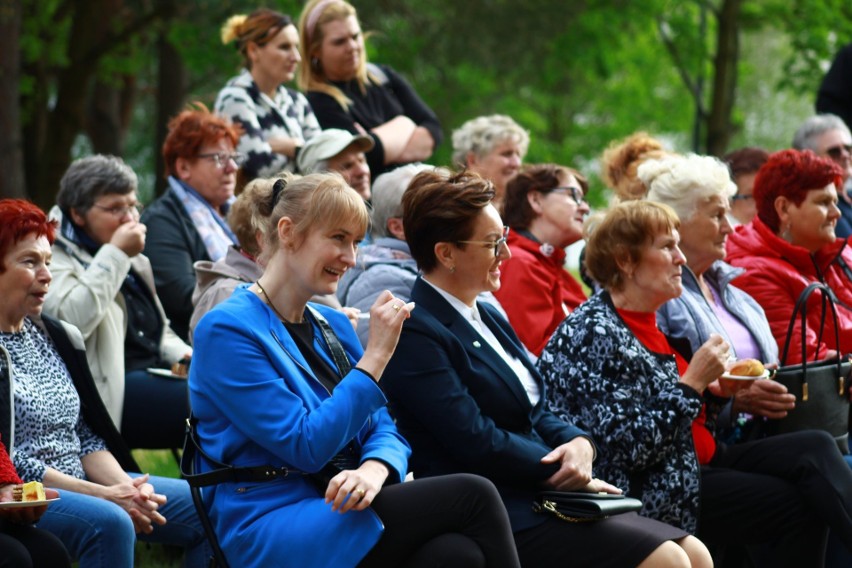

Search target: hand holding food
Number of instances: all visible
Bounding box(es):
[727,358,766,377]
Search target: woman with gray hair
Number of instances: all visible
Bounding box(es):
[644,154,792,437]
[45,155,192,450]
[451,115,529,206]
[337,164,430,346]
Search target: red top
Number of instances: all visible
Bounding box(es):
[616,306,717,465]
[0,435,23,485]
[494,231,587,356]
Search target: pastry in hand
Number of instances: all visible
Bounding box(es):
[171,358,190,378]
[728,358,765,377]
[12,481,45,502]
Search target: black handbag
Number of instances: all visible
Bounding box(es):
[769,282,852,453]
[532,491,643,522]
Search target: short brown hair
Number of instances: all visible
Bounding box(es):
[585,201,679,292]
[221,9,294,70]
[227,177,275,258]
[501,163,587,230]
[162,103,240,178]
[402,170,495,273]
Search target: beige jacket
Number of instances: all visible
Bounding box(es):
[44,207,190,427]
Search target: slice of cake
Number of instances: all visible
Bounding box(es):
[12,481,45,502]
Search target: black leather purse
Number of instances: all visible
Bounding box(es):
[532,491,643,522]
[769,282,852,453]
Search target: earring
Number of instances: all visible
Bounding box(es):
[781,223,792,242]
[311,57,320,70]
[449,265,456,274]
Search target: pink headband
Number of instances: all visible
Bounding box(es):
[305,0,340,46]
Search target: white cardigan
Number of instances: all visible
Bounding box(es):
[44,207,190,427]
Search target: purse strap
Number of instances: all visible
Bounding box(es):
[779,281,843,387]
[306,305,352,378]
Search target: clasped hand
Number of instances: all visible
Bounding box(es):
[540,437,620,494]
[105,474,167,534]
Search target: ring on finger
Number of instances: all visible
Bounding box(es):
[392,304,402,312]
[356,488,366,497]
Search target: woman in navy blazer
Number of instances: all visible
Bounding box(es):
[382,169,712,567]
[190,172,520,568]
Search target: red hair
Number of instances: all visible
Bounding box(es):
[0,199,57,272]
[161,103,240,178]
[754,149,845,232]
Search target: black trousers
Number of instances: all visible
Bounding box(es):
[121,369,190,449]
[358,473,521,568]
[700,429,852,568]
[0,519,71,568]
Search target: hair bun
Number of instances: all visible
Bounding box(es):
[221,14,248,45]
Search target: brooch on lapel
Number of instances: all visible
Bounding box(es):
[472,340,481,348]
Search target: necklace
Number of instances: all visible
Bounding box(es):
[256,279,304,324]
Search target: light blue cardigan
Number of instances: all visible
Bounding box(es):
[657,260,779,364]
[190,287,410,568]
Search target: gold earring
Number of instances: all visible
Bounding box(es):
[449,265,456,273]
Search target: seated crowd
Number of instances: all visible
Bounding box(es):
[6,2,852,567]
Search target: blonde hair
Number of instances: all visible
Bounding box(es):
[255,172,369,263]
[298,0,376,109]
[600,132,671,201]
[639,153,736,222]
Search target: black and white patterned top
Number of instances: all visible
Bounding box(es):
[214,69,321,179]
[1,318,106,481]
[537,292,704,533]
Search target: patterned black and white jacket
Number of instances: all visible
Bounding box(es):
[214,69,321,179]
[537,291,704,533]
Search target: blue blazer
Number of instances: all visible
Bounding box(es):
[190,287,410,568]
[383,278,591,532]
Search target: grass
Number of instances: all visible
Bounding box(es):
[132,449,186,568]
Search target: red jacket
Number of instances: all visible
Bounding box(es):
[0,435,22,485]
[494,231,586,356]
[726,217,852,364]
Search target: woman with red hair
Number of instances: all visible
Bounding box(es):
[726,149,852,364]
[142,104,243,341]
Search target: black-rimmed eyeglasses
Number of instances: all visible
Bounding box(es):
[197,152,247,169]
[826,144,852,161]
[547,186,586,205]
[456,226,510,257]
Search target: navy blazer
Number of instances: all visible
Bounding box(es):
[383,278,592,531]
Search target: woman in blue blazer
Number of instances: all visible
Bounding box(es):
[382,169,712,568]
[190,172,520,568]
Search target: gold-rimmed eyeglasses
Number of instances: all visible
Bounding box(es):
[92,203,144,218]
[456,226,510,257]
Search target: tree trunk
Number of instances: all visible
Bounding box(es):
[706,0,742,157]
[155,27,188,196]
[0,0,26,199]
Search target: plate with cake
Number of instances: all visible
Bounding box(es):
[0,481,60,508]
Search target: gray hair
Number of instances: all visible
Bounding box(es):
[370,163,436,238]
[792,113,851,151]
[57,154,138,213]
[451,114,529,166]
[639,153,735,222]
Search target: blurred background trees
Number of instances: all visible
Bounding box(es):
[4,0,851,208]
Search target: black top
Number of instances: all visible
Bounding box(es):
[123,270,167,372]
[817,42,852,130]
[283,320,341,394]
[307,64,443,177]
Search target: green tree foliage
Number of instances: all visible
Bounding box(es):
[7,0,851,206]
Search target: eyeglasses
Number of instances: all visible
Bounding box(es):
[92,203,144,218]
[197,152,246,169]
[547,186,586,205]
[456,226,510,257]
[825,144,852,160]
[730,194,753,201]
